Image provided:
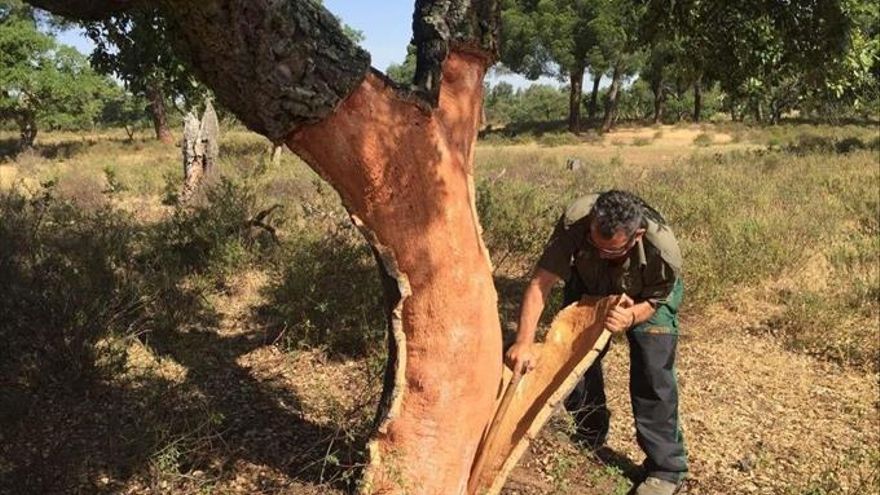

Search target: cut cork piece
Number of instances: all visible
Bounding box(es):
[469,296,616,495]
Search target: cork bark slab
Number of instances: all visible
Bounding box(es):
[469,296,616,495]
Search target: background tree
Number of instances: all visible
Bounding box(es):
[590,0,645,131]
[83,9,203,143]
[501,0,600,132]
[98,86,150,140]
[386,44,418,85]
[0,4,111,148]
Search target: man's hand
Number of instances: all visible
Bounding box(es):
[505,341,538,374]
[605,294,636,334]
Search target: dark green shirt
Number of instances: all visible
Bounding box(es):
[537,194,682,306]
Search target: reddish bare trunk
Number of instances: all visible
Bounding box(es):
[288,52,501,495]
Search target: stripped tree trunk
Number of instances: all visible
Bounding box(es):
[651,76,665,124]
[181,100,219,202]
[25,1,585,494]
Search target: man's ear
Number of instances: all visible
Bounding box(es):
[634,228,647,241]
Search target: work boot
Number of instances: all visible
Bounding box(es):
[635,476,680,495]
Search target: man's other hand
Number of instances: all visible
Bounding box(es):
[605,294,635,334]
[505,341,538,374]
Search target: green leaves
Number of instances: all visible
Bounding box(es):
[0,14,114,146]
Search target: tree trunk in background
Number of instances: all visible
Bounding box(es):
[17,113,37,149]
[145,81,173,144]
[568,65,585,133]
[602,66,622,132]
[588,73,601,122]
[651,76,665,124]
[693,77,703,122]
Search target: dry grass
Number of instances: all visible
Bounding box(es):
[1,123,877,494]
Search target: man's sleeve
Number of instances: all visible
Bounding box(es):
[639,256,678,307]
[535,216,577,281]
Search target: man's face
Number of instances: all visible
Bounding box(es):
[588,220,645,261]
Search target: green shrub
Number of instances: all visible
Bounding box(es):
[476,178,558,273]
[155,176,283,278]
[0,184,142,384]
[256,233,385,357]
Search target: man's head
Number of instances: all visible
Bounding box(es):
[588,190,648,260]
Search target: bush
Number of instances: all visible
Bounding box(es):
[0,184,142,385]
[155,176,283,278]
[256,232,385,357]
[476,178,558,273]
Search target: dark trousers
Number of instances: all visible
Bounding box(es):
[563,278,688,483]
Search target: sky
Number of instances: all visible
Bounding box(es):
[55,0,565,90]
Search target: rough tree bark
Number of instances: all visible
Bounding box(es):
[180,100,219,202]
[602,65,622,132]
[568,65,585,133]
[145,80,173,143]
[25,1,588,494]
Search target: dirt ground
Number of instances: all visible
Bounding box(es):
[2,126,877,495]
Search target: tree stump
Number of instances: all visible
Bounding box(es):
[181,100,219,202]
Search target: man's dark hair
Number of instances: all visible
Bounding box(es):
[592,190,666,238]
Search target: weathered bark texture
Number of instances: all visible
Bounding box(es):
[181,101,219,202]
[17,113,37,149]
[568,65,585,133]
[158,0,372,142]
[145,81,173,143]
[468,296,615,494]
[411,0,501,104]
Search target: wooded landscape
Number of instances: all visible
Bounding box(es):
[1,1,878,494]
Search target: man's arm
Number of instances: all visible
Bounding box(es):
[504,268,560,373]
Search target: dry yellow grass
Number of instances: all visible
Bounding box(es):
[1,124,877,494]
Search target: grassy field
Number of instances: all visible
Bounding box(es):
[0,122,878,494]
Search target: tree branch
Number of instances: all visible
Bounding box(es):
[25,0,139,20]
[412,0,500,105]
[27,0,372,142]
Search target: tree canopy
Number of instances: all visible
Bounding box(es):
[0,3,113,147]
